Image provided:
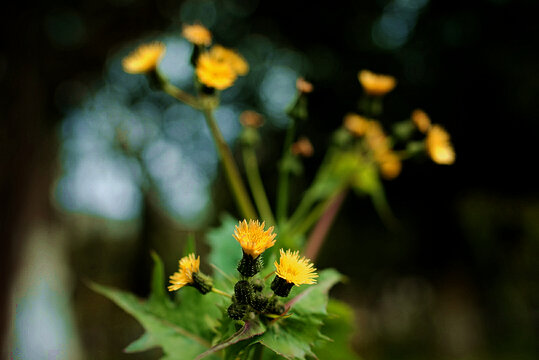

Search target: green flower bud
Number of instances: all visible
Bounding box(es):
[237,252,263,278]
[271,275,294,297]
[234,280,253,305]
[266,297,285,315]
[250,293,269,312]
[227,302,247,320]
[191,272,213,295]
[251,279,264,293]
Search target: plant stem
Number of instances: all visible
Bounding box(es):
[276,119,296,225]
[158,74,201,109]
[242,146,275,226]
[304,189,347,261]
[288,188,344,241]
[211,288,232,298]
[202,108,257,220]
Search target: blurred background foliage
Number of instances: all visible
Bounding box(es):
[2,0,539,359]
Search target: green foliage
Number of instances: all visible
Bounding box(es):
[206,214,241,287]
[93,225,356,360]
[313,299,362,360]
[90,253,223,360]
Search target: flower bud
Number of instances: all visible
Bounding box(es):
[250,293,269,312]
[191,272,213,295]
[266,297,285,315]
[237,252,263,278]
[227,302,247,320]
[234,280,253,305]
[271,276,294,298]
[251,279,264,293]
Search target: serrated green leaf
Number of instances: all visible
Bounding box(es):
[258,269,343,360]
[313,299,362,360]
[91,282,218,359]
[124,333,159,353]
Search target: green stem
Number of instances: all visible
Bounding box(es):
[276,119,297,225]
[287,188,344,240]
[242,146,276,226]
[211,288,232,298]
[157,71,201,109]
[202,108,257,220]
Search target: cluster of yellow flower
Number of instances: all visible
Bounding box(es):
[121,24,248,91]
[341,70,455,181]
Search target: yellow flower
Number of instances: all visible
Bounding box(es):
[343,113,369,137]
[358,69,397,96]
[196,52,237,90]
[168,253,200,291]
[182,23,212,46]
[376,151,402,179]
[210,45,249,76]
[274,249,318,286]
[291,137,314,157]
[296,77,314,93]
[425,125,455,165]
[240,110,265,128]
[365,120,390,153]
[122,42,166,74]
[233,220,276,258]
[411,109,431,133]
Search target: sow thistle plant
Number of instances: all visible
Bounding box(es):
[92,23,455,360]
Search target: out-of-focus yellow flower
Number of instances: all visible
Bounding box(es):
[296,77,314,93]
[291,137,314,157]
[274,249,318,286]
[425,125,455,165]
[168,253,200,291]
[233,219,276,258]
[240,110,264,128]
[412,109,431,133]
[376,151,402,179]
[358,70,397,96]
[182,23,212,46]
[344,113,369,137]
[196,52,237,90]
[365,120,390,153]
[210,45,249,76]
[122,42,166,74]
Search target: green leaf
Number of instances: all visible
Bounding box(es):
[195,319,266,360]
[206,214,241,287]
[313,299,362,360]
[149,250,166,303]
[258,269,343,360]
[91,253,224,359]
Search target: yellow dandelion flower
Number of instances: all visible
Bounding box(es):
[412,109,431,133]
[210,45,249,76]
[358,69,397,96]
[425,125,455,165]
[196,52,237,90]
[344,113,369,137]
[274,249,318,286]
[122,42,166,74]
[291,137,314,157]
[376,151,402,179]
[182,23,212,46]
[296,77,314,93]
[233,219,276,258]
[168,253,200,291]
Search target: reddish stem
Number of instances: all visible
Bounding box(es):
[304,189,348,261]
